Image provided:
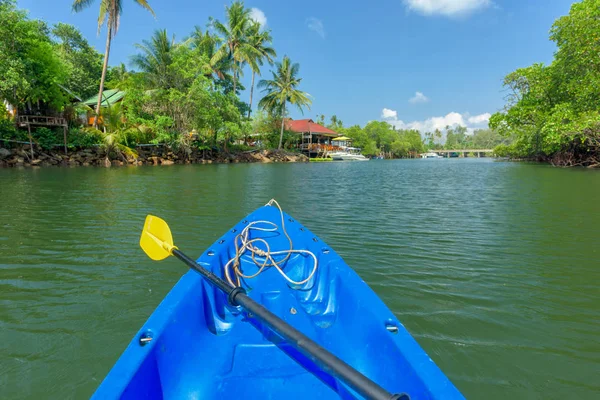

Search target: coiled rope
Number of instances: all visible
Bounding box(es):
[224,199,318,288]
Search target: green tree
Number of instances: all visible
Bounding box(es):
[210,1,260,94]
[549,0,600,113]
[328,115,344,131]
[364,121,395,152]
[131,29,178,89]
[72,0,155,127]
[105,63,130,89]
[315,114,325,126]
[470,129,508,149]
[390,129,424,158]
[0,0,68,111]
[342,125,377,155]
[52,22,103,99]
[258,56,312,149]
[404,129,425,155]
[491,0,600,166]
[246,22,276,119]
[424,132,434,149]
[191,26,234,84]
[391,139,410,157]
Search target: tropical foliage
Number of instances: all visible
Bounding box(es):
[426,126,510,151]
[72,0,155,126]
[258,56,312,149]
[0,0,68,110]
[209,1,260,94]
[0,0,300,153]
[246,22,276,119]
[490,0,600,166]
[340,122,424,157]
[330,120,506,158]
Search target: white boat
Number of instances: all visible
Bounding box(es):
[330,147,369,161]
[421,152,443,159]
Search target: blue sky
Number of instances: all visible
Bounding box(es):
[18,0,575,132]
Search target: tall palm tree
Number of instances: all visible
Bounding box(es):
[72,0,155,127]
[131,29,177,89]
[246,22,276,119]
[191,26,234,84]
[258,56,312,149]
[210,1,260,94]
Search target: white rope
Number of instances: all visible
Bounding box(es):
[224,199,318,288]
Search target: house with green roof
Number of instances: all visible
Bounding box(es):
[80,89,126,125]
[81,89,126,108]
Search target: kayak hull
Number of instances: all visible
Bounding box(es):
[92,205,464,399]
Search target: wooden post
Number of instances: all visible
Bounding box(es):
[63,125,68,155]
[27,122,33,159]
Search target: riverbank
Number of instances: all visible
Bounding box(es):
[0,146,308,168]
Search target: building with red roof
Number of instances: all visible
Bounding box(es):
[285,119,341,156]
[285,119,339,137]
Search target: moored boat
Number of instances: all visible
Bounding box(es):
[92,201,464,399]
[420,152,443,159]
[330,147,369,161]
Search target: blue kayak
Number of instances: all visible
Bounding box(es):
[93,203,464,399]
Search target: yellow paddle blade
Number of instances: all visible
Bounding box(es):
[140,215,177,261]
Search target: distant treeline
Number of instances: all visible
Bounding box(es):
[309,115,508,158]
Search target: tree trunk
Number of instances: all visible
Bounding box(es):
[247,71,255,120]
[94,25,112,128]
[278,103,286,150]
[232,59,238,94]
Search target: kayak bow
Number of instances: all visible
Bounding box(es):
[92,202,464,400]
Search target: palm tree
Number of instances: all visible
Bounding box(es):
[258,56,312,149]
[191,26,234,83]
[72,0,155,127]
[329,115,343,130]
[106,63,130,89]
[246,22,276,119]
[210,1,260,94]
[131,29,177,89]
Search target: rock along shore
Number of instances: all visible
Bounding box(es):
[0,146,309,168]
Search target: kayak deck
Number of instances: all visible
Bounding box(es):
[93,205,463,399]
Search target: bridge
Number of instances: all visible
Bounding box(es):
[433,149,495,158]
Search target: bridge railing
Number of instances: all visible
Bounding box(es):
[18,115,68,127]
[434,149,493,153]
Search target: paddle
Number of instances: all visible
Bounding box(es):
[140,215,406,400]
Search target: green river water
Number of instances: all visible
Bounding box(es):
[1,158,599,399]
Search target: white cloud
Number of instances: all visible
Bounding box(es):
[249,8,267,27]
[390,112,465,132]
[409,91,429,104]
[384,111,490,134]
[381,108,398,120]
[306,17,325,38]
[403,0,491,17]
[467,112,491,124]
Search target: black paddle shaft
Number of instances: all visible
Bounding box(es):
[172,249,405,400]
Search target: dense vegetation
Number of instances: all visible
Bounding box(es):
[0,0,311,156]
[313,117,506,158]
[490,0,600,167]
[5,0,596,165]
